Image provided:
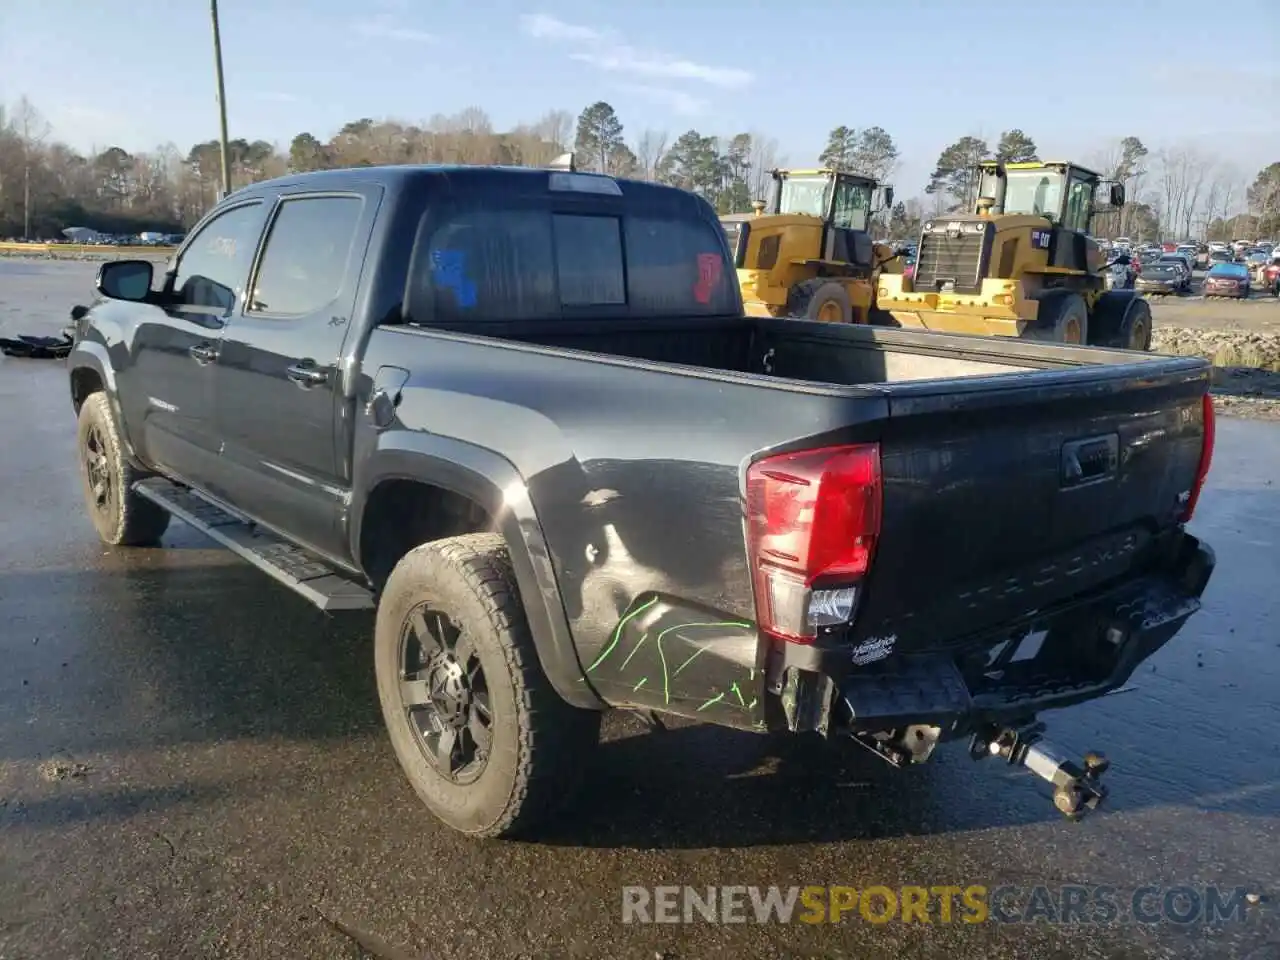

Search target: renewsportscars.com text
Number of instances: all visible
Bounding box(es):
[621,884,1254,926]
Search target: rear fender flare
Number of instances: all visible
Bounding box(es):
[351,432,604,710]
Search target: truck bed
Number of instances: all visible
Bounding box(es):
[444,312,1169,386]
[372,314,1208,688]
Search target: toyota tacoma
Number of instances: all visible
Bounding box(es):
[66,164,1216,837]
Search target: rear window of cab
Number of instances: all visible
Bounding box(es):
[405,203,738,324]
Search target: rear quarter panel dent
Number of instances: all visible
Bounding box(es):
[352,431,605,709]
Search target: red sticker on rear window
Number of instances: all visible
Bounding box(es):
[694,253,723,304]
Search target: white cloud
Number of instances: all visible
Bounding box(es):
[519,13,752,90]
[619,84,708,117]
[521,13,603,44]
[354,15,436,42]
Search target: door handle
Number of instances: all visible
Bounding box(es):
[189,342,217,364]
[286,361,330,387]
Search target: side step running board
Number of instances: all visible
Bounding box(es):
[133,478,375,613]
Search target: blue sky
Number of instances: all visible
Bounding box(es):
[2,0,1276,197]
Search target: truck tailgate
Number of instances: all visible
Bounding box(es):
[854,360,1211,652]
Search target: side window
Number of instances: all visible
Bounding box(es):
[413,209,557,322]
[172,203,263,319]
[552,215,625,305]
[831,180,869,231]
[248,196,364,316]
[625,216,738,315]
[1065,176,1092,233]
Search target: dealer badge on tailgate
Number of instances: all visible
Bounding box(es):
[851,634,896,666]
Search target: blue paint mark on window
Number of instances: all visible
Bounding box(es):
[431,249,477,309]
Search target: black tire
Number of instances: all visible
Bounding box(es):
[787,279,853,323]
[1114,298,1153,351]
[1022,291,1089,344]
[374,533,601,838]
[76,392,170,546]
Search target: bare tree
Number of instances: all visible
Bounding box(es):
[635,129,668,181]
[13,96,50,238]
[1180,149,1210,239]
[533,110,573,153]
[1203,163,1240,236]
[1157,148,1187,239]
[746,131,781,203]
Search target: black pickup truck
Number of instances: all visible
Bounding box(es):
[67,165,1216,838]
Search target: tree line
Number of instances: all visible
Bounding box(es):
[1,94,1276,243]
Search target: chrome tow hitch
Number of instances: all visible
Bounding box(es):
[969,722,1110,819]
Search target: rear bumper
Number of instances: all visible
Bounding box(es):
[770,532,1215,737]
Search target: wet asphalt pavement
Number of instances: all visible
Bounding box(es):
[2,263,1279,959]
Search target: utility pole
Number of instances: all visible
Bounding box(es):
[210,0,232,198]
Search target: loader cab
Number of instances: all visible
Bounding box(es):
[768,168,879,269]
[769,169,879,231]
[975,161,1124,235]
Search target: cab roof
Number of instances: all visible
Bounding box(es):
[981,160,1104,179]
[773,168,878,182]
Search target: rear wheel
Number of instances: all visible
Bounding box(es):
[1022,292,1089,344]
[374,533,601,838]
[1115,298,1153,351]
[787,280,853,323]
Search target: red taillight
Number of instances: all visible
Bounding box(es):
[1179,394,1215,523]
[745,444,882,643]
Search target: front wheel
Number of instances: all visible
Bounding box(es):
[1022,292,1089,344]
[76,392,170,546]
[787,280,853,323]
[374,533,601,838]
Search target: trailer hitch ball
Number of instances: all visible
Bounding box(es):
[972,724,1110,820]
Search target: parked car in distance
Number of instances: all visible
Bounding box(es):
[1135,262,1185,295]
[1202,261,1252,298]
[1208,249,1233,267]
[1158,253,1194,292]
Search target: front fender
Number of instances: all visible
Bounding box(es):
[67,341,146,468]
[351,430,604,710]
[68,340,117,404]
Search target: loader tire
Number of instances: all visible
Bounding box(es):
[374,533,601,839]
[787,280,853,323]
[1022,291,1089,344]
[1115,298,1153,351]
[76,392,170,546]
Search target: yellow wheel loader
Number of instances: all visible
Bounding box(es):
[720,169,904,324]
[876,161,1152,350]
